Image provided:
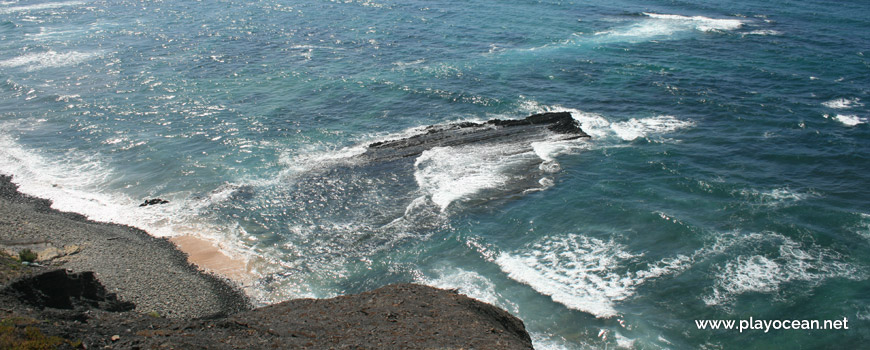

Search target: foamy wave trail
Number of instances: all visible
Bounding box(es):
[419,266,518,313]
[495,234,692,318]
[413,137,576,211]
[857,213,870,242]
[824,114,867,126]
[518,100,695,142]
[591,13,743,43]
[0,50,102,71]
[744,29,783,36]
[524,12,744,52]
[610,116,695,141]
[703,232,861,306]
[737,187,815,208]
[822,97,863,109]
[0,1,85,14]
[642,13,744,32]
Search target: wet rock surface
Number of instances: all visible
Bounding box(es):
[361,112,589,162]
[138,198,169,207]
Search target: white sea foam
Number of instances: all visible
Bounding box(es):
[419,266,517,313]
[592,13,743,42]
[497,228,854,318]
[744,29,782,36]
[703,232,860,306]
[833,114,866,126]
[610,115,695,141]
[524,12,744,52]
[392,58,426,68]
[614,332,636,349]
[822,97,863,109]
[0,50,102,71]
[495,234,692,318]
[279,143,367,175]
[518,100,694,141]
[642,13,744,32]
[0,125,258,287]
[0,1,85,14]
[856,213,870,241]
[24,27,85,41]
[739,187,814,207]
[414,143,532,211]
[529,333,578,350]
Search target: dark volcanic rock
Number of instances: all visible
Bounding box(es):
[139,198,169,207]
[209,283,534,349]
[3,269,133,312]
[2,279,534,350]
[361,112,589,162]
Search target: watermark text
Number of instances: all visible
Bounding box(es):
[695,317,849,333]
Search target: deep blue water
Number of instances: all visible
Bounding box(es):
[2,0,869,348]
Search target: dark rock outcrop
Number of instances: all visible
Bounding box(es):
[139,198,169,207]
[3,269,133,312]
[2,272,534,349]
[361,112,589,162]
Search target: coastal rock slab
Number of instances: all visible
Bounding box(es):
[360,111,589,162]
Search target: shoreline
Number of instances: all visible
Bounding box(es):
[0,173,535,348]
[169,234,255,285]
[0,174,250,318]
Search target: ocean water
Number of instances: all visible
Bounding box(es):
[1,0,869,348]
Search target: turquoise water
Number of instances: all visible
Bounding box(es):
[2,0,869,348]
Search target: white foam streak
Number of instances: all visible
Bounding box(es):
[593,13,743,42]
[518,100,694,141]
[745,29,782,36]
[833,114,866,126]
[419,266,516,313]
[610,116,695,141]
[739,187,813,207]
[703,232,861,306]
[280,144,366,174]
[414,144,526,211]
[529,333,578,350]
[822,97,863,109]
[0,50,101,71]
[642,13,744,32]
[858,214,870,241]
[496,234,691,318]
[0,1,85,14]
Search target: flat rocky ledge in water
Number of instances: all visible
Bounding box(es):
[360,111,589,162]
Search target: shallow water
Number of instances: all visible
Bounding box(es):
[2,0,869,348]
